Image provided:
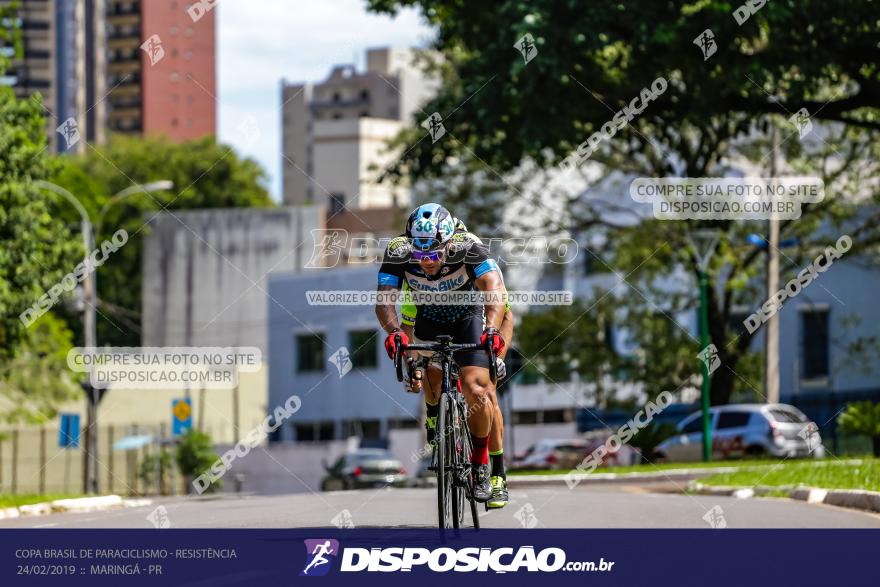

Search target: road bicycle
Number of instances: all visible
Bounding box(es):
[394,334,497,534]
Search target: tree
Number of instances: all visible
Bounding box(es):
[0,313,80,424]
[838,401,880,457]
[518,295,620,407]
[176,429,221,494]
[48,135,274,347]
[368,0,880,404]
[368,0,880,176]
[0,5,81,421]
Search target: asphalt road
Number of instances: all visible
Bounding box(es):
[3,482,880,529]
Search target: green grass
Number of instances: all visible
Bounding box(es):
[700,458,880,492]
[0,494,83,508]
[508,458,781,476]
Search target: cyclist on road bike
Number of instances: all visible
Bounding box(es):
[375,203,505,503]
[399,218,512,509]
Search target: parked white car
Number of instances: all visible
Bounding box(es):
[656,403,825,462]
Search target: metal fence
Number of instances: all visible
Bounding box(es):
[0,423,197,496]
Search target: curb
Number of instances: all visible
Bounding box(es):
[688,482,880,514]
[508,466,742,487]
[0,495,153,520]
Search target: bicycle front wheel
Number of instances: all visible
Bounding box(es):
[436,393,453,530]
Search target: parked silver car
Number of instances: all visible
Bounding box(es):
[512,439,589,470]
[656,403,824,462]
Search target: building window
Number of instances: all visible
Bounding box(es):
[170,72,180,82]
[801,309,829,379]
[294,421,334,442]
[359,89,369,101]
[329,193,345,216]
[170,25,178,35]
[342,420,381,440]
[332,112,342,120]
[348,330,378,369]
[332,92,341,102]
[297,333,326,372]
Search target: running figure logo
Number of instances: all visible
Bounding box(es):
[140,34,165,65]
[693,29,717,61]
[300,539,340,576]
[514,33,538,64]
[421,112,446,143]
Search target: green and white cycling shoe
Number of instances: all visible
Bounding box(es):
[487,476,509,509]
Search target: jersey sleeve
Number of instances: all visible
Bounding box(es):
[464,240,499,280]
[377,236,408,288]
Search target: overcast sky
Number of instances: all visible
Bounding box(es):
[216,1,435,200]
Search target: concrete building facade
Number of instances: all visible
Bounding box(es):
[1,0,107,152]
[107,0,216,140]
[142,206,323,351]
[0,0,215,147]
[139,0,216,140]
[281,47,439,209]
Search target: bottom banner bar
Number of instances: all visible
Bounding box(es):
[1,529,875,586]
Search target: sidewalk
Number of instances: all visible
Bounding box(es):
[0,495,152,520]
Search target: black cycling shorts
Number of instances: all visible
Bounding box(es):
[413,312,490,370]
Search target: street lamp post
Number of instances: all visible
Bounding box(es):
[36,180,173,494]
[688,229,720,462]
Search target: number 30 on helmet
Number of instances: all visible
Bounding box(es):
[405,203,455,251]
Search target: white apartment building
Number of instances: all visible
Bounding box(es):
[281,47,440,210]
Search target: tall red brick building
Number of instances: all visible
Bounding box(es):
[107,0,216,141]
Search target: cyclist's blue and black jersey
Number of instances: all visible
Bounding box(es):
[378,231,499,324]
[378,231,500,369]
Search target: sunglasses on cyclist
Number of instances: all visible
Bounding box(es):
[412,249,443,262]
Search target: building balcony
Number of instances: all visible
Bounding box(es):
[108,84,141,98]
[107,60,141,74]
[108,1,141,16]
[107,13,140,26]
[106,33,141,46]
[108,106,142,119]
[309,96,370,110]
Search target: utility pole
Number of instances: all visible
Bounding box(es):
[689,229,720,462]
[37,180,174,494]
[83,216,99,494]
[765,119,781,404]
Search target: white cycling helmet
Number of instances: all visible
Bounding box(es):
[405,203,456,251]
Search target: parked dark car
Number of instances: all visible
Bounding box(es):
[320,449,409,491]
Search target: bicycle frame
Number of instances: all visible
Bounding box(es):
[393,334,496,534]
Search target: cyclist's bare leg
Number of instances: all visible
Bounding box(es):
[421,363,442,405]
[489,310,514,454]
[459,366,494,438]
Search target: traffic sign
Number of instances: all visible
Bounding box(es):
[59,413,80,448]
[172,398,193,436]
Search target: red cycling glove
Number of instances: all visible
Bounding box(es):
[384,329,409,359]
[480,327,505,354]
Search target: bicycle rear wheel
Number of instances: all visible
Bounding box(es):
[449,395,465,530]
[456,398,480,530]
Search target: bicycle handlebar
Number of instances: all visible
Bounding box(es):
[394,338,497,382]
